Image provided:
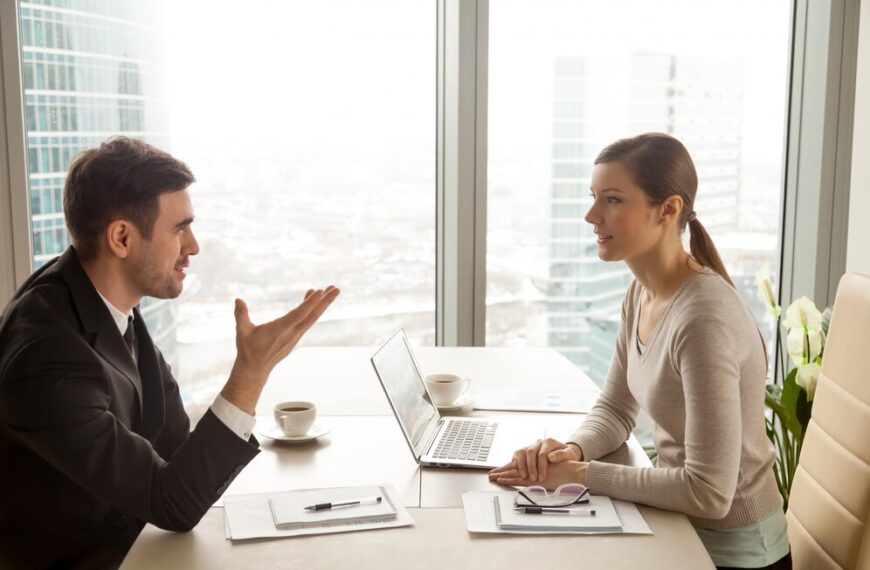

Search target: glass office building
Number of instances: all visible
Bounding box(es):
[548,54,744,384]
[19,0,178,366]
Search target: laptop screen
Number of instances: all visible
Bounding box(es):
[370,330,439,458]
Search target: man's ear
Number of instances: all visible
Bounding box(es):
[659,195,685,225]
[105,220,135,259]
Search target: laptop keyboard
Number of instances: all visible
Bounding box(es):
[432,420,498,462]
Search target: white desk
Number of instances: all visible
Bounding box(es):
[254,346,598,416]
[122,347,714,569]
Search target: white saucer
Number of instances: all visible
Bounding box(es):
[435,393,474,413]
[258,423,330,443]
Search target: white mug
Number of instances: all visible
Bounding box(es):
[273,401,316,436]
[424,374,471,406]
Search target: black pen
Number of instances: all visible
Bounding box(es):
[304,496,383,511]
[515,506,596,515]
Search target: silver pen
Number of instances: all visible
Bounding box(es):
[304,495,383,511]
[515,506,596,515]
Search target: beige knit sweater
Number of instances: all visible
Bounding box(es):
[569,269,782,529]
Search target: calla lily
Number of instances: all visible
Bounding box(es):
[796,362,821,401]
[756,264,781,319]
[783,296,823,332]
[786,327,823,367]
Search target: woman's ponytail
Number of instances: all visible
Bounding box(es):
[688,216,734,288]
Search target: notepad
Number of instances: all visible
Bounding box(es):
[494,494,623,532]
[267,485,397,529]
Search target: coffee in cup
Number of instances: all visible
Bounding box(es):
[424,374,470,407]
[274,401,316,436]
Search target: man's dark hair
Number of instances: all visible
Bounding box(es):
[63,137,196,260]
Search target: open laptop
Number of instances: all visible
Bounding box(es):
[370,329,543,469]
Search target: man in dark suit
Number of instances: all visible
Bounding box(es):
[0,137,339,568]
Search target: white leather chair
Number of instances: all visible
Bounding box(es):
[786,273,870,569]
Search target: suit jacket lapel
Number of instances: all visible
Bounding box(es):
[57,248,144,410]
[92,325,144,414]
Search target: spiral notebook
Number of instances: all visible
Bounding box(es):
[223,484,413,541]
[268,485,397,529]
[494,494,623,532]
[460,491,653,535]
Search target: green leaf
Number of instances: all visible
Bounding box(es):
[795,389,812,434]
[777,368,803,437]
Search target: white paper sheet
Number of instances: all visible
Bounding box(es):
[222,484,413,540]
[473,388,598,413]
[461,491,653,535]
[269,485,396,528]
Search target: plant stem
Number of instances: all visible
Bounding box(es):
[776,320,786,383]
[786,429,797,495]
[770,416,789,503]
[767,419,786,498]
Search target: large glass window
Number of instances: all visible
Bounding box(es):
[487,1,791,394]
[19,0,435,415]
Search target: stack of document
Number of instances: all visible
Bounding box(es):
[222,484,414,540]
[494,495,622,532]
[462,491,653,535]
[268,485,398,529]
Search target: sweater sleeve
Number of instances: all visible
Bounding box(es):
[582,301,743,520]
[568,286,640,460]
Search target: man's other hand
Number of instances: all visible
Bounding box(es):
[221,286,340,413]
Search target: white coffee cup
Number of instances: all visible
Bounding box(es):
[273,401,316,437]
[424,374,471,407]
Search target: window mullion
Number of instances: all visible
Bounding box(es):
[781,0,859,316]
[436,0,488,347]
[0,1,33,307]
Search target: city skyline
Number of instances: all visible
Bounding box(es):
[15,1,791,419]
[543,52,748,384]
[18,0,181,368]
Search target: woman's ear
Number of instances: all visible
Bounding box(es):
[659,195,685,225]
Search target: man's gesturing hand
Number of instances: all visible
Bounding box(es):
[222,286,340,413]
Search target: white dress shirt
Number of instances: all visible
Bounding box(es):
[95,292,255,441]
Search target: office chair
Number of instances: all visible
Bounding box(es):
[785,273,870,569]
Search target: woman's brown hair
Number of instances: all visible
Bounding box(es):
[594,132,735,287]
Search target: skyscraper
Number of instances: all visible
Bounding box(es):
[19,0,178,366]
[548,53,744,386]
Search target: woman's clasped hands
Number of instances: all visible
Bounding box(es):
[488,437,589,489]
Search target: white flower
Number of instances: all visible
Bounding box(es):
[796,362,821,401]
[786,327,823,367]
[756,264,781,319]
[783,296,823,332]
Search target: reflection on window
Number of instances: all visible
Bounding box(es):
[19,0,435,418]
[487,1,791,399]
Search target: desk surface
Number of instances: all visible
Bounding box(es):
[123,507,712,570]
[122,347,714,569]
[255,346,597,416]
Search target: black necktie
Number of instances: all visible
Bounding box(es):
[123,316,138,366]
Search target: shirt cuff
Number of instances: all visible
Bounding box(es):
[210,394,256,441]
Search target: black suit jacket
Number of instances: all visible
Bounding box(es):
[0,248,260,568]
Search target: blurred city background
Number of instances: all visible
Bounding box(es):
[18,0,789,434]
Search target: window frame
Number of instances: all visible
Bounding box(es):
[0,0,31,305]
[0,0,861,359]
[779,0,859,323]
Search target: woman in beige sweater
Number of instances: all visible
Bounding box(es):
[488,133,790,570]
